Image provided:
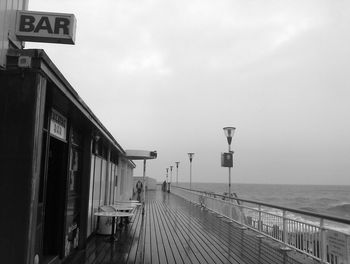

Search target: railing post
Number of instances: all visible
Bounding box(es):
[283,210,288,244]
[258,205,262,232]
[239,204,245,226]
[347,234,350,263]
[320,218,327,263]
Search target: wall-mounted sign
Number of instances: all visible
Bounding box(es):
[50,109,67,141]
[221,152,233,167]
[15,10,76,44]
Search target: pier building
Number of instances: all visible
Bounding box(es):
[0,47,136,264]
[1,2,135,262]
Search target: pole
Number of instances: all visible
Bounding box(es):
[166,168,169,193]
[228,144,231,200]
[190,160,192,190]
[170,166,173,192]
[223,127,235,201]
[142,159,146,215]
[176,165,179,186]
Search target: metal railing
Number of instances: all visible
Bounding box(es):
[171,186,350,264]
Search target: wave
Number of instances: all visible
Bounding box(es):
[327,203,350,213]
[318,197,339,203]
[298,207,318,212]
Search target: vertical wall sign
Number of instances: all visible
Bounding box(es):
[50,109,67,141]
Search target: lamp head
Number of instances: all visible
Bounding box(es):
[223,127,236,145]
[187,152,195,162]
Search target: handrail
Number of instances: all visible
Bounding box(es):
[171,185,350,264]
[173,186,350,225]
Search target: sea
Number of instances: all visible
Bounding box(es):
[175,182,350,233]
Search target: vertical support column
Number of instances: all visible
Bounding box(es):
[142,159,146,215]
[105,146,111,205]
[320,218,327,263]
[79,131,93,249]
[283,210,288,244]
[239,204,246,227]
[190,161,192,190]
[228,143,231,199]
[258,205,262,232]
[27,73,47,264]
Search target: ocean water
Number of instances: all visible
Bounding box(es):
[176,182,350,220]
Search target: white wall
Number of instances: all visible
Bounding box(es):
[0,0,27,68]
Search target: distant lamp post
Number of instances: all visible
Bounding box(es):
[166,168,169,193]
[169,165,173,192]
[223,127,236,199]
[187,153,195,190]
[175,161,180,186]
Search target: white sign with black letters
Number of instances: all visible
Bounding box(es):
[15,10,76,44]
[50,109,67,141]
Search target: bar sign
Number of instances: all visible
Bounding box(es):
[50,109,67,141]
[15,10,76,44]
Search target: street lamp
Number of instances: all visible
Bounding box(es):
[175,161,180,186]
[166,168,169,193]
[187,153,194,190]
[169,165,173,192]
[223,127,236,199]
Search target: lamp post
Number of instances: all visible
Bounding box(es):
[187,153,194,190]
[169,165,173,192]
[175,161,180,186]
[166,168,169,193]
[223,127,236,199]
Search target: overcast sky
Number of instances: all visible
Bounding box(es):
[27,0,350,185]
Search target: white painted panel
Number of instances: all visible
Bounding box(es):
[0,0,26,69]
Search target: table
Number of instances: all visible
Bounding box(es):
[111,205,135,211]
[111,205,136,225]
[115,200,141,203]
[94,211,134,242]
[114,202,142,207]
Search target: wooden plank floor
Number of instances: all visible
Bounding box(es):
[69,189,318,264]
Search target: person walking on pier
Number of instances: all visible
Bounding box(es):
[136,180,143,202]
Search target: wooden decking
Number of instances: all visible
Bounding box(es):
[69,189,317,264]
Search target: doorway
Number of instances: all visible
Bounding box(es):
[42,136,67,259]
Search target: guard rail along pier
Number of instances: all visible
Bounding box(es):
[171,186,350,264]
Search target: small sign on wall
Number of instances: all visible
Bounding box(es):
[50,109,67,141]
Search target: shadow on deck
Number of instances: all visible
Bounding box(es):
[68,189,317,264]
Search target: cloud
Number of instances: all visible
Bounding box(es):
[116,51,172,75]
[26,0,350,184]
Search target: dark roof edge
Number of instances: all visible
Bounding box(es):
[7,49,129,159]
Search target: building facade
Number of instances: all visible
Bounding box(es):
[0,49,135,264]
